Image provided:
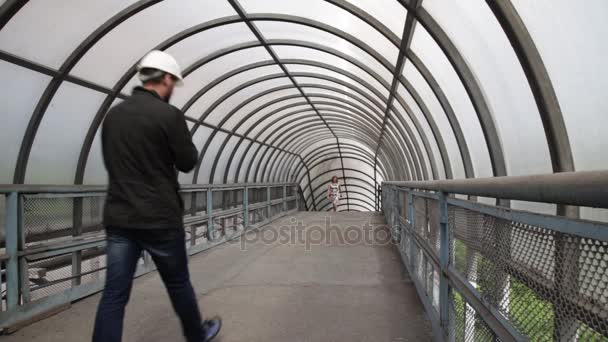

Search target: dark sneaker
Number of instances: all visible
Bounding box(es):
[202,316,222,342]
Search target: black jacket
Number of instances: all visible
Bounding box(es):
[102,87,198,229]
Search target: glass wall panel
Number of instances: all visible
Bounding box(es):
[238,142,260,182]
[424,0,552,177]
[227,140,249,183]
[403,61,465,179]
[512,0,608,171]
[71,0,236,87]
[267,151,286,181]
[390,100,437,180]
[0,0,137,69]
[82,98,122,185]
[241,0,398,67]
[213,136,240,183]
[0,61,51,184]
[180,126,213,184]
[26,83,105,184]
[273,45,390,97]
[82,130,106,185]
[385,121,420,179]
[394,86,445,179]
[410,25,493,178]
[198,131,228,184]
[247,145,267,182]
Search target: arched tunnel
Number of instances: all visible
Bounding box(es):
[1,0,607,341]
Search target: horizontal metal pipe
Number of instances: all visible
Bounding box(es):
[384,170,608,208]
[0,182,298,194]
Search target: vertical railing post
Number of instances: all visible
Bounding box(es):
[266,186,271,219]
[393,187,401,242]
[438,191,450,337]
[72,196,83,288]
[243,186,249,229]
[283,184,287,212]
[295,185,300,211]
[408,191,416,269]
[6,192,21,310]
[207,188,214,241]
[190,192,197,216]
[18,194,29,304]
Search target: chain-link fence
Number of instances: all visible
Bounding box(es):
[0,182,302,331]
[384,184,608,342]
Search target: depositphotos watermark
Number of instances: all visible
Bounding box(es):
[234,216,394,251]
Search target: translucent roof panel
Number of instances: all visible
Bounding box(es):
[197,73,293,125]
[71,0,236,87]
[25,83,105,184]
[424,0,552,177]
[272,45,392,91]
[410,25,493,178]
[256,21,398,72]
[245,102,312,137]
[0,61,51,184]
[512,0,608,171]
[0,0,138,68]
[240,0,400,65]
[220,87,301,129]
[175,47,275,113]
[403,60,465,179]
[342,0,407,37]
[197,131,229,184]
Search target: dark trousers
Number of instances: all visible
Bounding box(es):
[93,228,203,342]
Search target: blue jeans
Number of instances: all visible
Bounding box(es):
[93,228,203,342]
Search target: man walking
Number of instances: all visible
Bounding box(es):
[93,50,221,342]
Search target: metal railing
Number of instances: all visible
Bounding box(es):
[382,170,608,342]
[0,182,303,330]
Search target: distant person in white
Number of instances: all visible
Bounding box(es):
[327,176,340,212]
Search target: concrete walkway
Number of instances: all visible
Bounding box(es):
[3,212,432,342]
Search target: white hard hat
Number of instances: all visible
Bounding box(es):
[137,50,184,86]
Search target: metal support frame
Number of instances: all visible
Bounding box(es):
[0,0,575,236]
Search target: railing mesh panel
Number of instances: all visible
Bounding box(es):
[414,196,440,257]
[449,204,608,341]
[23,195,105,245]
[450,290,498,342]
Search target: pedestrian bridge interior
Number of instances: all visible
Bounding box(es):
[1,0,607,341]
